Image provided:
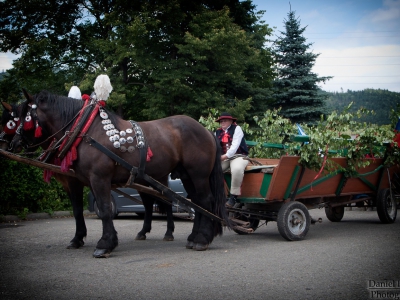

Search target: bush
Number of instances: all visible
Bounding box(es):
[0,157,88,216]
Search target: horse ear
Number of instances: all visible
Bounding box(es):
[22,88,34,104]
[1,101,12,112]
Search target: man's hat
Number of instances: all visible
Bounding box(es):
[215,112,237,122]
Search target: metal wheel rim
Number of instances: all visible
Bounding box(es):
[287,208,307,235]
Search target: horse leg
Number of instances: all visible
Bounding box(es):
[135,194,154,240]
[179,178,212,250]
[192,193,216,251]
[63,177,87,249]
[184,178,219,251]
[91,184,118,258]
[135,193,175,241]
[186,134,227,251]
[178,177,200,248]
[162,202,174,241]
[186,211,200,249]
[93,216,118,258]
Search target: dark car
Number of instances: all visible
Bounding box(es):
[87,176,194,219]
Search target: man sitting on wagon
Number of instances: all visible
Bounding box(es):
[215,112,249,208]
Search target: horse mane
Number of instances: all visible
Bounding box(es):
[35,90,84,126]
[30,90,121,130]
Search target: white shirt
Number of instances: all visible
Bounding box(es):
[225,125,244,158]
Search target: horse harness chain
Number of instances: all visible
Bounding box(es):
[95,102,148,179]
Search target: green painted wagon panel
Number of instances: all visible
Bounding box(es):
[224,172,274,200]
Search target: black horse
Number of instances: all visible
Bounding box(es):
[2,99,180,248]
[10,89,229,257]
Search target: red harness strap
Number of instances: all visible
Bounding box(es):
[43,100,100,180]
[58,99,91,153]
[60,102,100,172]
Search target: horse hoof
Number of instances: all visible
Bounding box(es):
[194,243,209,251]
[66,240,84,249]
[163,235,174,241]
[93,248,111,258]
[135,234,146,240]
[185,241,194,249]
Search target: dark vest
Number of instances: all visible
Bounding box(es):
[216,124,248,156]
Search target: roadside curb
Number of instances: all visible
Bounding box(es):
[0,210,95,223]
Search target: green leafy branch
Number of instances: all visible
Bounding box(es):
[199,103,399,176]
[251,108,297,158]
[287,103,398,176]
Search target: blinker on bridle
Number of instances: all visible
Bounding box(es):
[0,110,20,144]
[10,103,40,150]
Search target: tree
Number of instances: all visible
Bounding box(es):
[325,89,400,125]
[0,0,275,122]
[271,8,332,124]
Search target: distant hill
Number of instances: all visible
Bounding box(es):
[325,89,400,125]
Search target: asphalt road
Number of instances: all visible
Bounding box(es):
[1,209,399,300]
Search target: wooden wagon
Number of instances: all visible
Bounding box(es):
[224,137,400,240]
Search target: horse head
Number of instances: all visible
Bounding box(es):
[9,89,46,153]
[10,89,84,153]
[1,101,22,151]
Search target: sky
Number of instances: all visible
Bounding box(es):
[252,0,400,92]
[0,0,399,93]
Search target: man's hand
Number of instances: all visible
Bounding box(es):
[221,154,228,161]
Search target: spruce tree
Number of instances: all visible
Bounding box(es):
[272,9,332,124]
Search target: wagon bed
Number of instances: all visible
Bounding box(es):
[239,156,395,202]
[225,151,399,240]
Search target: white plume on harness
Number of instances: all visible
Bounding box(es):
[68,86,82,99]
[94,74,113,101]
[92,74,139,152]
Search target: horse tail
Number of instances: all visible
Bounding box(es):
[209,131,231,236]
